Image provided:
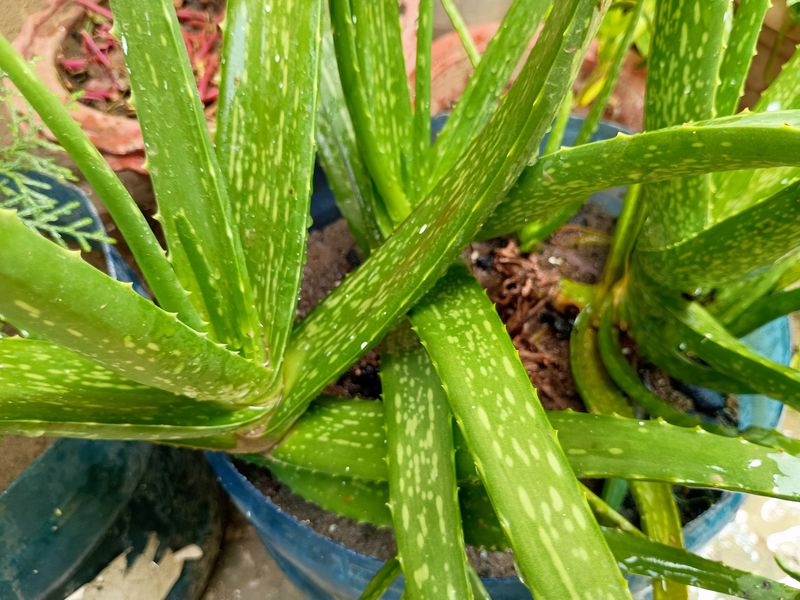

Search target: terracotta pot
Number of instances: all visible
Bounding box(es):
[420,21,647,131]
[13,0,148,171]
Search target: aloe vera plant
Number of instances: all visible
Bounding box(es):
[1,0,800,598]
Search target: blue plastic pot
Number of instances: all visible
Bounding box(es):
[208,118,791,598]
[0,173,223,599]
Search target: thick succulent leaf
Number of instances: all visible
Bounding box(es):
[410,265,629,599]
[729,288,800,337]
[0,36,198,327]
[573,0,644,146]
[0,338,264,446]
[268,0,607,442]
[427,0,552,188]
[272,398,800,501]
[714,0,770,116]
[110,0,262,358]
[0,211,273,404]
[570,308,685,599]
[606,529,800,600]
[483,111,800,239]
[360,557,402,600]
[263,459,392,527]
[463,491,800,599]
[317,25,386,252]
[330,0,411,222]
[439,0,481,67]
[755,46,800,113]
[382,326,472,600]
[411,0,434,201]
[215,0,322,372]
[627,279,800,406]
[714,48,800,217]
[639,0,729,250]
[635,181,800,289]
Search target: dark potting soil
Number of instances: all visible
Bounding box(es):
[242,208,731,577]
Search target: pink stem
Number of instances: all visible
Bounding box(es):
[81,30,111,67]
[202,87,218,103]
[73,0,113,20]
[62,57,88,70]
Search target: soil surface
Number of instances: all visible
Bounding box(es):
[245,208,729,578]
[58,0,224,116]
[0,436,52,491]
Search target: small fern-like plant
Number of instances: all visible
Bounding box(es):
[1,1,799,598]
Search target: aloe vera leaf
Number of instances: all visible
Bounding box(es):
[110,0,262,359]
[603,528,800,600]
[651,291,800,407]
[463,488,800,599]
[215,0,322,372]
[439,0,481,67]
[635,181,800,289]
[330,0,411,222]
[272,397,800,501]
[410,265,629,599]
[0,36,200,329]
[482,110,800,239]
[597,301,799,455]
[360,557,401,600]
[266,460,393,527]
[382,326,472,599]
[0,338,264,445]
[712,47,800,216]
[412,0,434,202]
[715,0,771,116]
[543,89,574,156]
[0,211,272,403]
[573,0,644,146]
[623,284,757,394]
[638,0,729,250]
[729,289,800,337]
[710,254,800,326]
[269,0,607,442]
[581,483,644,538]
[427,0,552,188]
[570,308,685,598]
[756,46,800,113]
[317,25,387,252]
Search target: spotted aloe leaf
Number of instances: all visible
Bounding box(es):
[110,0,262,360]
[214,0,323,374]
[270,398,800,501]
[426,0,552,189]
[626,277,800,406]
[604,528,800,600]
[411,0,434,201]
[317,26,386,253]
[0,338,264,447]
[638,0,729,251]
[461,491,800,599]
[635,181,800,289]
[729,288,800,337]
[714,0,770,116]
[482,110,800,239]
[570,309,685,600]
[596,302,800,456]
[382,326,472,599]
[714,49,800,217]
[329,0,412,223]
[267,0,608,443]
[0,211,272,404]
[410,264,629,599]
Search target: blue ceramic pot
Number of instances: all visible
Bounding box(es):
[0,173,223,599]
[208,118,791,598]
